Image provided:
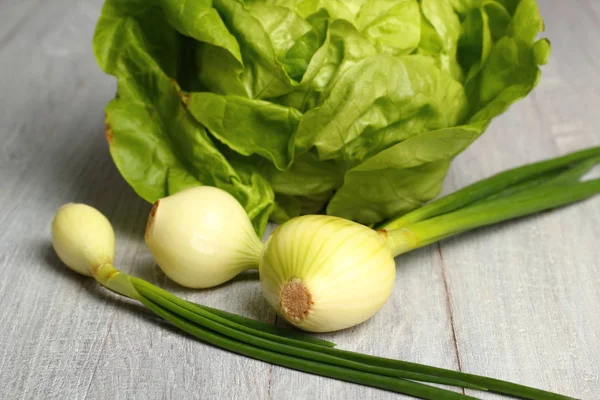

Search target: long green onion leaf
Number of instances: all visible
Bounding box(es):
[473,155,600,205]
[132,278,486,391]
[198,304,335,347]
[136,289,476,400]
[90,258,575,400]
[396,177,600,250]
[124,275,574,400]
[382,147,600,230]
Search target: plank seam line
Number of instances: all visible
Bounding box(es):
[266,315,277,399]
[266,364,274,399]
[436,243,465,395]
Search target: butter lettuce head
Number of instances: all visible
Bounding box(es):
[94,0,550,234]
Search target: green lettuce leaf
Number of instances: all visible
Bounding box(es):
[185,93,300,170]
[96,0,274,233]
[94,0,549,233]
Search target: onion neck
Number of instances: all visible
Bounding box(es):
[236,233,263,271]
[91,263,141,300]
[379,229,418,257]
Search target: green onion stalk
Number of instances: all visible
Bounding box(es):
[381,147,600,255]
[51,147,600,400]
[91,262,575,400]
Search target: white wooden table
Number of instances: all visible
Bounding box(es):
[1,1,599,399]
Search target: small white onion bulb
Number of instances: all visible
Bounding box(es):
[51,203,115,276]
[259,215,396,333]
[145,186,263,288]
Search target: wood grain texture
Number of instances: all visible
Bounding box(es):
[0,0,598,399]
[434,2,600,398]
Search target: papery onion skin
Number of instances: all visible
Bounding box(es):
[145,186,263,289]
[51,203,115,276]
[259,215,396,333]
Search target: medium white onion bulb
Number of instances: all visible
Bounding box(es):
[259,215,396,333]
[145,186,263,288]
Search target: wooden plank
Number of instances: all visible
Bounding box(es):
[435,1,600,399]
[1,0,599,399]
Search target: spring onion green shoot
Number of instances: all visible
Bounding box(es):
[51,203,577,400]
